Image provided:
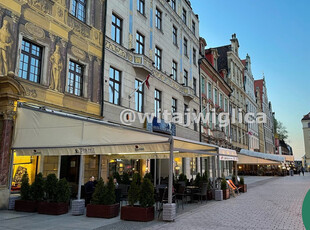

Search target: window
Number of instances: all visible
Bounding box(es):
[184,70,188,86]
[68,60,83,96]
[182,8,187,24]
[214,88,218,105]
[155,8,162,30]
[184,104,189,123]
[208,82,212,99]
[135,79,144,112]
[171,0,176,11]
[172,26,177,45]
[184,38,188,56]
[193,48,196,65]
[172,98,177,114]
[193,77,197,95]
[154,89,161,116]
[224,98,228,112]
[172,61,177,81]
[136,32,144,54]
[18,39,42,83]
[201,78,205,94]
[193,109,198,131]
[111,14,122,44]
[109,67,121,105]
[71,0,87,22]
[155,46,162,70]
[219,93,223,108]
[137,0,144,15]
[192,20,196,35]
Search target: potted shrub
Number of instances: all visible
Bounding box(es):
[15,172,37,212]
[121,172,130,185]
[87,177,120,218]
[38,174,70,215]
[121,174,155,222]
[239,176,247,193]
[221,177,230,200]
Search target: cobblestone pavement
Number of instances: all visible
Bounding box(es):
[0,175,309,230]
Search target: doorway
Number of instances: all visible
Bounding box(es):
[60,156,80,198]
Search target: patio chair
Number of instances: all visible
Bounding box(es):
[157,186,176,219]
[227,179,240,196]
[175,185,189,210]
[118,184,130,206]
[194,183,208,203]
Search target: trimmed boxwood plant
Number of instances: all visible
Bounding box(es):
[128,173,140,206]
[30,173,44,201]
[139,178,155,208]
[20,172,31,201]
[91,178,106,204]
[44,174,58,202]
[56,178,71,203]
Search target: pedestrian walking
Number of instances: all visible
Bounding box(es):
[298,168,301,176]
[301,167,305,176]
[85,176,95,205]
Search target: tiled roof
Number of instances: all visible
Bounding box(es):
[214,45,231,72]
[302,113,310,121]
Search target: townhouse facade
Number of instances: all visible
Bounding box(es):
[243,54,259,151]
[302,113,310,170]
[0,0,106,208]
[104,0,201,179]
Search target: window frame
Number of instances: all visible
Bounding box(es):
[171,0,176,11]
[109,67,122,105]
[154,89,162,117]
[111,13,122,45]
[184,70,188,86]
[136,32,145,55]
[184,37,188,57]
[135,79,144,112]
[71,0,87,22]
[193,48,197,65]
[18,39,43,84]
[137,0,145,15]
[172,25,178,46]
[172,97,177,114]
[192,20,196,35]
[67,60,84,97]
[172,60,177,81]
[155,46,162,71]
[155,8,162,30]
[182,8,187,25]
[193,77,197,95]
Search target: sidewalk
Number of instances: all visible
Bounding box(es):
[0,175,308,230]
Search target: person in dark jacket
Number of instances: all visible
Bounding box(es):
[301,167,305,176]
[85,176,95,205]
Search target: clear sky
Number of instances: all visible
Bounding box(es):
[191,0,310,159]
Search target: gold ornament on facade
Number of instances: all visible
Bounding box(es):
[0,20,13,76]
[25,22,45,39]
[49,44,63,92]
[71,46,86,60]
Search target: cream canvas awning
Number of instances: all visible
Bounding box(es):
[238,149,285,165]
[12,106,218,159]
[218,148,238,161]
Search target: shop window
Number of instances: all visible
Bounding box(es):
[11,153,38,191]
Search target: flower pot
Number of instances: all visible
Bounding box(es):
[207,190,213,200]
[86,203,119,218]
[15,200,37,212]
[37,201,69,215]
[121,205,154,222]
[240,184,247,193]
[223,189,230,200]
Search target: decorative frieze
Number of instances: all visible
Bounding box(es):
[25,22,45,39]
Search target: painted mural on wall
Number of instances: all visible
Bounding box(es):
[0,20,13,75]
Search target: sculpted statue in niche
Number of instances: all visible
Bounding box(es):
[49,44,63,91]
[0,20,13,75]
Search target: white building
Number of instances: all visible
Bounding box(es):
[104,0,201,179]
[243,54,259,151]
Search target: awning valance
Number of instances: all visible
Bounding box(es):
[238,149,285,164]
[12,106,217,159]
[218,147,238,161]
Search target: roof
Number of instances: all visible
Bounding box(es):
[254,79,264,107]
[241,59,246,66]
[214,45,231,72]
[302,113,310,121]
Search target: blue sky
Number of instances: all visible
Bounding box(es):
[191,0,310,159]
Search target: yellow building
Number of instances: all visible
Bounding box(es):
[0,0,106,209]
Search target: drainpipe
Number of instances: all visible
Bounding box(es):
[198,58,203,175]
[100,0,108,117]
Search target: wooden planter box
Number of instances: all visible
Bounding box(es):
[37,202,69,215]
[121,205,154,222]
[223,189,230,200]
[207,190,213,200]
[15,200,37,212]
[86,203,119,218]
[240,184,247,193]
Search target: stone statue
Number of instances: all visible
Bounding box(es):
[49,44,63,91]
[0,20,13,76]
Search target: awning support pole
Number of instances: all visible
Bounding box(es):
[217,155,221,187]
[77,155,84,200]
[158,159,161,185]
[98,155,102,179]
[168,137,174,204]
[154,156,157,187]
[212,156,216,188]
[234,161,238,183]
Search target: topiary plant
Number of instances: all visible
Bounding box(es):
[91,178,106,205]
[194,173,201,186]
[20,172,31,201]
[128,173,140,206]
[103,177,116,205]
[240,176,244,185]
[122,172,130,185]
[139,178,155,208]
[30,173,44,201]
[178,173,187,182]
[221,177,227,190]
[56,178,71,203]
[44,174,58,202]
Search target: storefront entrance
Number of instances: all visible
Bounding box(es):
[60,156,80,198]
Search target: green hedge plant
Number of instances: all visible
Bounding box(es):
[91,178,106,205]
[20,172,31,201]
[44,174,58,202]
[30,173,44,201]
[122,172,130,185]
[104,177,116,205]
[128,173,140,206]
[56,178,71,203]
[221,177,227,190]
[139,177,155,208]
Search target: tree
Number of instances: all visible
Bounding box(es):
[31,173,44,201]
[91,178,105,205]
[139,178,155,208]
[128,173,140,206]
[56,178,71,203]
[44,174,58,202]
[274,118,288,141]
[104,177,116,205]
[20,172,31,201]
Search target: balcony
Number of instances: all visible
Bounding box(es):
[182,86,196,100]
